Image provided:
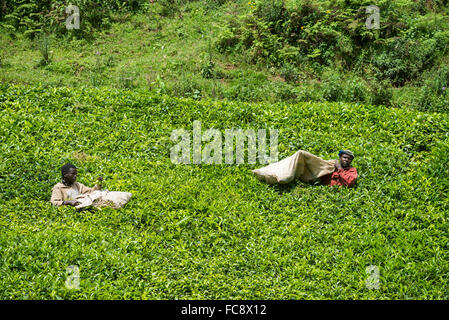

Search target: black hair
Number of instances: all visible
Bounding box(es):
[61,163,77,176]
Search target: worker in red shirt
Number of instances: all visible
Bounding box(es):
[320,150,358,187]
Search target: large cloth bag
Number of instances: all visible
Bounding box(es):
[74,190,132,209]
[252,150,336,184]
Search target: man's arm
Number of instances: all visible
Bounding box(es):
[50,187,64,206]
[78,177,103,194]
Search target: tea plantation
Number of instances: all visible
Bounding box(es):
[0,84,448,299]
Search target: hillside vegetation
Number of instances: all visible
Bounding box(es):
[0,84,448,299]
[1,0,449,111]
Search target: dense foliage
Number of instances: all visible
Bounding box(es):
[216,0,449,111]
[218,0,449,79]
[0,0,147,38]
[0,84,448,299]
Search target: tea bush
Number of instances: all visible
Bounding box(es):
[1,84,448,299]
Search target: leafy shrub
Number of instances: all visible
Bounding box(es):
[427,141,449,192]
[340,74,369,103]
[320,71,343,102]
[1,84,449,299]
[372,49,411,87]
[157,0,181,17]
[204,0,228,10]
[0,0,42,36]
[279,62,303,83]
[253,0,287,34]
[155,0,200,17]
[216,25,240,53]
[368,79,393,107]
[200,59,215,79]
[414,65,449,112]
[372,36,440,86]
[416,84,449,113]
[170,75,203,99]
[0,0,148,38]
[200,40,216,79]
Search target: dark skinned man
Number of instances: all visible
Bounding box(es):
[50,164,103,206]
[320,150,357,187]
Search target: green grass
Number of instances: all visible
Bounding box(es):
[0,1,272,98]
[1,84,448,299]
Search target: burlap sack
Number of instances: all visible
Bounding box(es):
[252,150,336,184]
[74,190,132,209]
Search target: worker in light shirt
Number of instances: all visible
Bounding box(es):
[320,150,358,187]
[50,163,103,206]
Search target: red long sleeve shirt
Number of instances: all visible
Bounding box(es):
[320,167,358,187]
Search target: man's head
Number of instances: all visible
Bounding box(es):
[338,150,354,168]
[61,163,77,185]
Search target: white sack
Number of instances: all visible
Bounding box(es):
[252,150,336,184]
[74,190,132,210]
